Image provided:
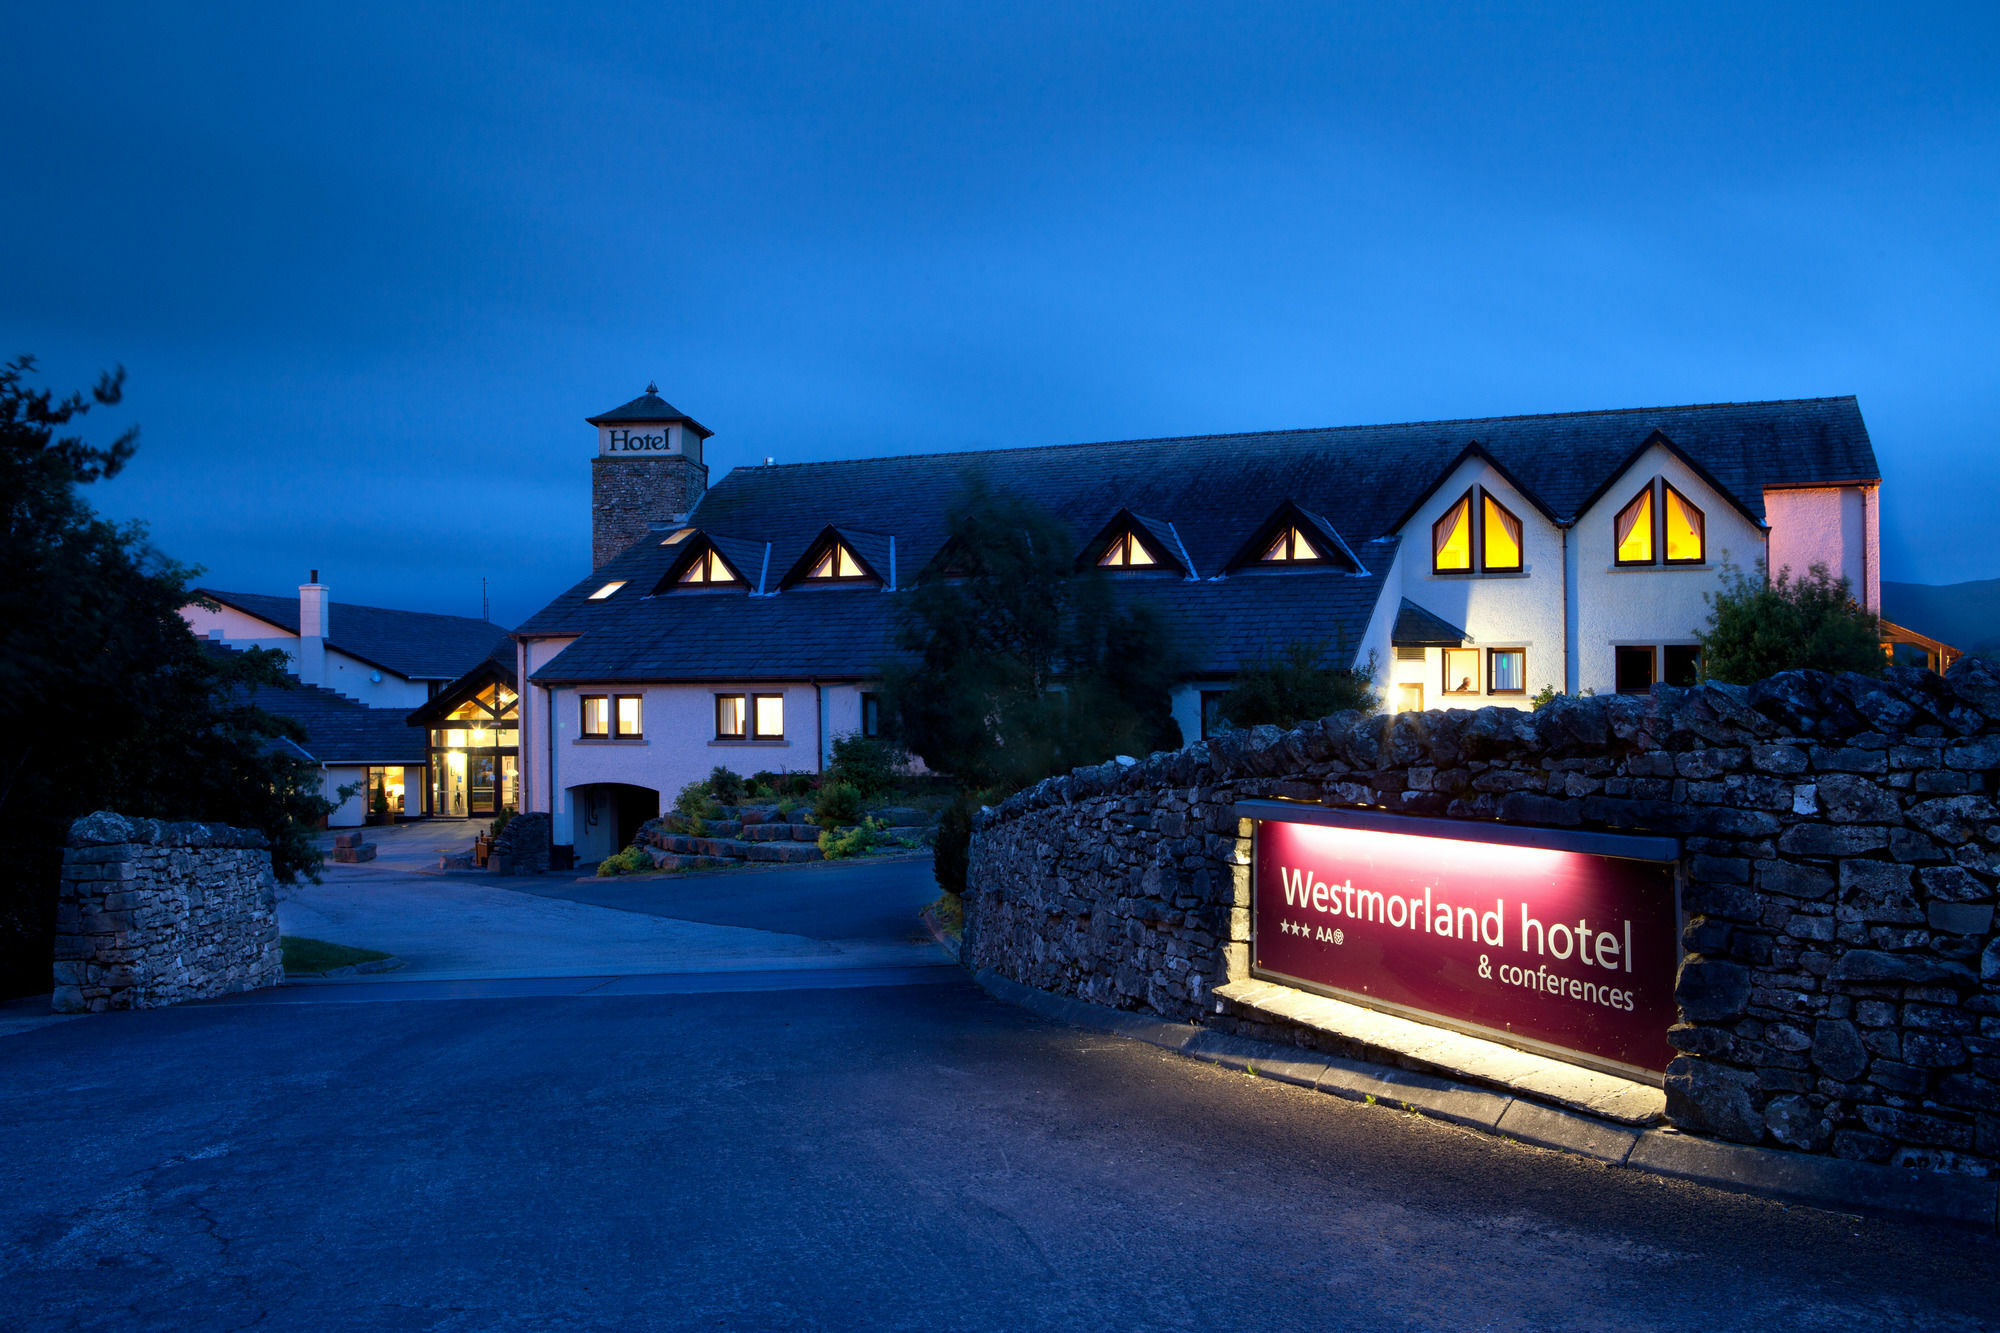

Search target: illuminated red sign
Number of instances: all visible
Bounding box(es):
[1251,814,1679,1078]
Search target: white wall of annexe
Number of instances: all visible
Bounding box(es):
[178,603,431,708]
[1763,484,1881,611]
[1569,444,1764,695]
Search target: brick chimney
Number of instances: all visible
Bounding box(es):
[298,571,328,687]
[588,383,711,569]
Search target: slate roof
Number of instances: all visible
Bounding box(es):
[230,667,429,765]
[1391,599,1470,647]
[518,397,1876,685]
[586,385,714,438]
[196,589,505,682]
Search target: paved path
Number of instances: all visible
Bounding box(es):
[1,978,1993,1332]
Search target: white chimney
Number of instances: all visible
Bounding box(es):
[298,570,328,687]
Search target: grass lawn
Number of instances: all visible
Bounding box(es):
[281,936,391,974]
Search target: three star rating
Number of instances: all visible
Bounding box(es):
[1281,918,1343,945]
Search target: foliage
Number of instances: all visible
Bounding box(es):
[1215,638,1379,730]
[1698,561,1885,684]
[706,766,747,805]
[926,892,963,938]
[878,482,1184,793]
[1530,684,1596,711]
[594,845,652,876]
[812,780,865,830]
[817,816,887,860]
[827,733,904,796]
[371,781,391,817]
[930,791,978,896]
[674,779,720,822]
[751,769,814,798]
[0,358,339,999]
[488,806,512,839]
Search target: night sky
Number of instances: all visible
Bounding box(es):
[6,4,1995,628]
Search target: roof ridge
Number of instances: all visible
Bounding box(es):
[718,396,1861,479]
[198,587,494,626]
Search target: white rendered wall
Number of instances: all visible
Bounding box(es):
[179,603,429,707]
[1393,458,1565,708]
[1572,445,1764,695]
[1764,485,1880,611]
[323,765,368,827]
[519,637,575,824]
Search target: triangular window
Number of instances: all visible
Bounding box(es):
[1260,526,1323,563]
[1615,486,1655,565]
[1482,494,1523,571]
[1098,531,1158,568]
[1663,483,1705,564]
[1432,493,1473,572]
[678,547,741,585]
[806,541,870,581]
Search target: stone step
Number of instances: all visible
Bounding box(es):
[645,851,739,871]
[331,831,368,850]
[741,823,823,843]
[743,841,821,863]
[704,819,743,837]
[331,843,377,863]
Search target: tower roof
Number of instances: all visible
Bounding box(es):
[586,382,714,438]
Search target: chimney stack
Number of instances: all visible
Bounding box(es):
[298,572,329,687]
[587,385,712,569]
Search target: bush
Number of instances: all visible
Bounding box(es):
[595,845,651,877]
[674,779,719,821]
[812,780,864,830]
[828,734,902,796]
[932,792,976,896]
[489,806,513,839]
[818,817,887,860]
[1216,638,1378,730]
[752,769,813,798]
[1699,561,1885,684]
[707,766,747,805]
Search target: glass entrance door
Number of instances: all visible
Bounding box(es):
[469,753,499,815]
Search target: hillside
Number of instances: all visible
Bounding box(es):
[1883,579,2000,654]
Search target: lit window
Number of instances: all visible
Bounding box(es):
[1488,648,1526,694]
[1482,495,1523,571]
[581,695,609,738]
[753,694,785,739]
[1615,486,1655,564]
[715,694,746,739]
[1099,531,1158,568]
[588,580,626,600]
[807,541,870,581]
[1432,494,1473,572]
[1261,526,1322,563]
[1442,648,1480,695]
[1664,484,1705,564]
[660,528,694,545]
[680,548,738,584]
[615,695,643,738]
[1395,683,1425,713]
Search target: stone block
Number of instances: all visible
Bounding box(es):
[1758,861,1833,901]
[1837,860,1920,924]
[1663,1056,1763,1144]
[1828,950,1976,988]
[1927,902,1994,935]
[1677,956,1753,1022]
[1778,823,1887,856]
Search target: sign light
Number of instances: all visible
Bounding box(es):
[1248,807,1679,1080]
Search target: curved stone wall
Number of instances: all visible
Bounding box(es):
[966,663,2000,1174]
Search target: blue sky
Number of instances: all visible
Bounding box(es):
[5,3,1996,626]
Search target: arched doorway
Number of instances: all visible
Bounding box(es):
[569,783,661,865]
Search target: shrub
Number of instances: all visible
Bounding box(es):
[595,845,651,877]
[1217,638,1378,730]
[818,817,887,859]
[707,766,747,805]
[489,806,513,839]
[812,780,864,830]
[828,734,902,796]
[1699,561,1885,683]
[674,779,719,821]
[932,792,976,896]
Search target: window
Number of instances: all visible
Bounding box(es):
[1442,648,1480,695]
[1434,487,1523,574]
[660,528,694,545]
[1200,690,1231,739]
[1663,483,1705,564]
[1396,683,1425,714]
[860,692,882,737]
[679,548,739,584]
[1615,645,1657,695]
[1615,486,1654,564]
[615,695,643,738]
[806,541,870,581]
[1488,648,1526,695]
[1482,494,1523,572]
[588,580,626,600]
[1260,526,1323,563]
[581,695,609,738]
[716,693,786,741]
[1432,494,1473,572]
[1663,644,1702,687]
[1098,530,1158,568]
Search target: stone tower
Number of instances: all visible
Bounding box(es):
[588,383,712,569]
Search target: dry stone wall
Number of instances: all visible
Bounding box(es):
[52,812,282,1012]
[965,662,2000,1176]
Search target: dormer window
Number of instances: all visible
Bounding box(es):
[805,541,870,581]
[678,548,741,585]
[587,580,626,600]
[1615,479,1705,566]
[1098,531,1158,568]
[1261,527,1324,563]
[1433,487,1523,574]
[660,528,694,545]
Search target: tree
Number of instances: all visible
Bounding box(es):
[1697,561,1885,684]
[1215,637,1379,730]
[0,357,337,999]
